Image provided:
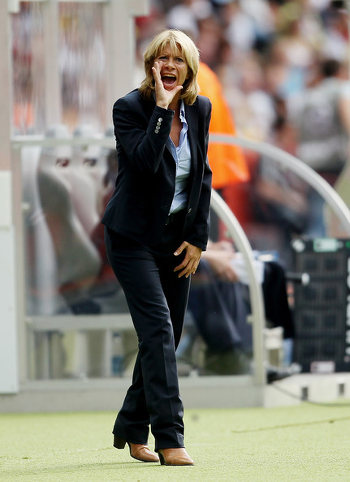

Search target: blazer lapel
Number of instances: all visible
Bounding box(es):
[185,102,199,176]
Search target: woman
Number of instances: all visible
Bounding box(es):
[102,29,212,466]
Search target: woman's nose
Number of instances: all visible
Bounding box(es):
[165,56,175,67]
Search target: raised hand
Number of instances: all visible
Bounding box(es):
[152,61,183,110]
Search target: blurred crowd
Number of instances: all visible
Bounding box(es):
[136,0,349,142]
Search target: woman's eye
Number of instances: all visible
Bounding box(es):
[176,57,184,63]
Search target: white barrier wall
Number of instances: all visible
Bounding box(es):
[0,172,18,393]
[0,0,18,393]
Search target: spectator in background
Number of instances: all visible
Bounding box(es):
[250,97,309,268]
[223,52,277,141]
[321,3,349,62]
[180,239,295,376]
[271,0,317,98]
[287,58,350,236]
[197,62,251,236]
[198,63,249,191]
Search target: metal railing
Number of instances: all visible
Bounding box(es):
[210,134,350,235]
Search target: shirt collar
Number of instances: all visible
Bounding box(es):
[179,100,187,125]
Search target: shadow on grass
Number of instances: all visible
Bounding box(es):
[1,460,163,478]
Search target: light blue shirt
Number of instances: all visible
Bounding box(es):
[167,101,191,214]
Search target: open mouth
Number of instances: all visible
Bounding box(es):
[161,74,177,88]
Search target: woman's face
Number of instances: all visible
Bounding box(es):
[154,45,189,92]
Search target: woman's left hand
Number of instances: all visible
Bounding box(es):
[173,241,202,278]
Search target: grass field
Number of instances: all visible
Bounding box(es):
[1,402,350,481]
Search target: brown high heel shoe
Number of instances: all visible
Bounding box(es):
[158,448,194,466]
[113,435,159,463]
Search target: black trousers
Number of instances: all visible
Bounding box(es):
[104,211,190,451]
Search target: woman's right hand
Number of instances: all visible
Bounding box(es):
[152,61,183,110]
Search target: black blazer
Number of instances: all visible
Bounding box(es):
[102,89,212,250]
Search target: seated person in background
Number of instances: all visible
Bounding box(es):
[180,240,295,376]
[251,101,309,269]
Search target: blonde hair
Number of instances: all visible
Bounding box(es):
[139,30,200,106]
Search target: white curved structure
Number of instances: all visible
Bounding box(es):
[210,190,266,385]
[210,133,350,386]
[210,134,350,235]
